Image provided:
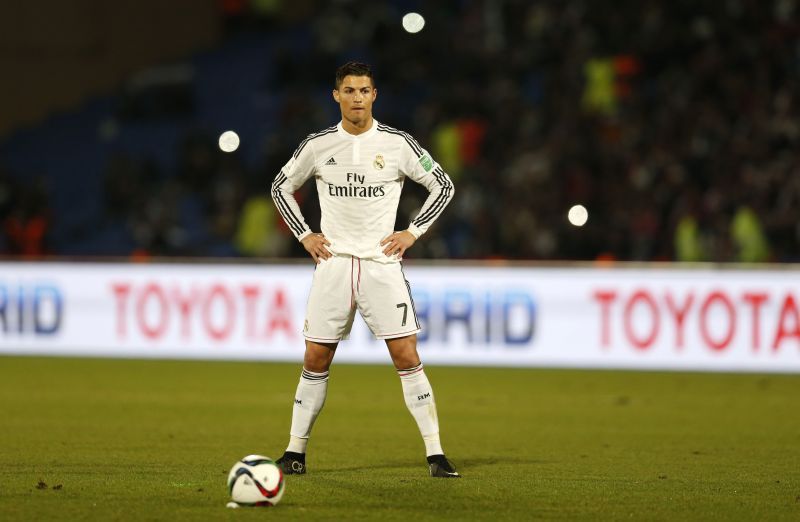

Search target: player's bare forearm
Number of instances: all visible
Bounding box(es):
[380,230,416,257]
[301,233,332,263]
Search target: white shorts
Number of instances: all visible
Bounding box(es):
[303,255,421,342]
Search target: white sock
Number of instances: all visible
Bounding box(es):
[286,368,329,454]
[398,364,443,456]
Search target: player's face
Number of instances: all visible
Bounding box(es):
[333,75,377,128]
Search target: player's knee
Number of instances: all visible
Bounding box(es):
[386,335,420,369]
[393,355,420,370]
[303,341,336,372]
[303,354,332,373]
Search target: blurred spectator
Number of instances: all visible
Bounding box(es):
[731,206,770,263]
[0,166,17,223]
[3,178,51,257]
[235,195,289,256]
[0,167,18,254]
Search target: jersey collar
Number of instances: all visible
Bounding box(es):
[337,119,379,140]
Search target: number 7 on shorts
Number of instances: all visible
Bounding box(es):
[396,303,408,326]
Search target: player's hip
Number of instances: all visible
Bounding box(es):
[311,254,403,280]
[305,256,419,341]
[325,244,401,263]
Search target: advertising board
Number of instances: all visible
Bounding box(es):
[1,262,798,372]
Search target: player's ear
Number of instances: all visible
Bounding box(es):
[372,87,377,101]
[332,89,340,103]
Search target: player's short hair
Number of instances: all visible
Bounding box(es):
[335,62,374,89]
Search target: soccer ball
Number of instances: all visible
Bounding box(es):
[227,455,285,506]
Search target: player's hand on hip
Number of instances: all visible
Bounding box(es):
[380,230,416,258]
[301,233,332,263]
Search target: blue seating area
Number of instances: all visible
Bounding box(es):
[0,31,308,257]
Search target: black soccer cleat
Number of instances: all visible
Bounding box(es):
[427,454,461,478]
[276,451,306,475]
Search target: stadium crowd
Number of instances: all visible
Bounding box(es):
[2,0,799,262]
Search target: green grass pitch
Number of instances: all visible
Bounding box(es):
[0,356,799,521]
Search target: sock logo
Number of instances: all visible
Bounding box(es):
[295,398,302,405]
[417,392,430,401]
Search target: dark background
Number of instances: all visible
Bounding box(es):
[1,0,798,262]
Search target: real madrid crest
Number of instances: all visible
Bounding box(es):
[373,153,385,170]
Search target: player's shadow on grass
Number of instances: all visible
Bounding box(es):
[457,456,552,468]
[317,459,421,473]
[321,456,549,473]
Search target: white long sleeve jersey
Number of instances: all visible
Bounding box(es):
[271,120,455,262]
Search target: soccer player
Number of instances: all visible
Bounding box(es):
[270,62,458,478]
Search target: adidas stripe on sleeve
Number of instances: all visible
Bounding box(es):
[271,129,331,241]
[390,127,455,239]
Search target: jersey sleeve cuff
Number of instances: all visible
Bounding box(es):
[297,230,312,242]
[407,224,423,239]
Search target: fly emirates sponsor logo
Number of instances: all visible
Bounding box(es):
[110,282,295,343]
[327,172,386,198]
